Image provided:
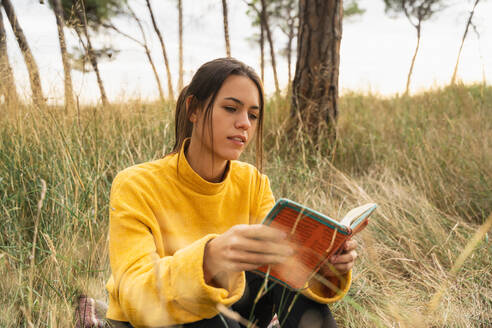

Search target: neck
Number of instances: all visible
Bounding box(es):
[185,139,228,183]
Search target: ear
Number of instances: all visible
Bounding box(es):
[186,96,197,123]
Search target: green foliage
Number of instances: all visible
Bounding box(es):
[68,45,119,72]
[344,0,366,19]
[46,0,126,72]
[245,0,365,38]
[1,85,491,326]
[383,0,446,26]
[245,0,266,29]
[49,0,125,30]
[270,0,297,31]
[245,0,365,66]
[0,100,174,326]
[334,84,492,224]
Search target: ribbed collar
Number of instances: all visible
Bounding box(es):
[175,139,231,195]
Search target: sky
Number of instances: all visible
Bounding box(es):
[4,0,492,104]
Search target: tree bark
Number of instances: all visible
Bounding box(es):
[2,0,44,106]
[221,0,231,57]
[146,0,174,101]
[291,0,343,146]
[0,8,18,105]
[405,23,421,95]
[53,0,74,111]
[451,0,480,85]
[286,20,294,92]
[178,0,184,91]
[77,0,108,106]
[260,0,280,95]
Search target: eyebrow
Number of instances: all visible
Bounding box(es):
[224,97,259,110]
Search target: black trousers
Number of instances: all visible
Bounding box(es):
[108,272,338,328]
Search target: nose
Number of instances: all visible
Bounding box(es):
[235,110,252,130]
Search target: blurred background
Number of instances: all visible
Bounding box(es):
[3,0,492,104]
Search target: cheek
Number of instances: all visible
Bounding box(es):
[249,121,259,135]
[193,119,214,144]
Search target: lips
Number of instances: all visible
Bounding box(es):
[228,135,247,143]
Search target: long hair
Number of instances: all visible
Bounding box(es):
[171,57,265,170]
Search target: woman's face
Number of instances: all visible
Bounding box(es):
[190,74,260,162]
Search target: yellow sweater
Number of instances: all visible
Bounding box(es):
[106,143,351,327]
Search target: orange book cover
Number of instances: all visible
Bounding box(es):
[255,199,376,290]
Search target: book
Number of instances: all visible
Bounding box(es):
[255,198,377,290]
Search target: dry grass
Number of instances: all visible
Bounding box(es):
[0,84,491,327]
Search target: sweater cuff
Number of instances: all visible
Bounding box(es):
[303,270,352,304]
[169,234,245,318]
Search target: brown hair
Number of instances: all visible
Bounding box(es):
[171,57,265,170]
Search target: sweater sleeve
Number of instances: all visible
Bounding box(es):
[252,174,352,304]
[107,172,245,327]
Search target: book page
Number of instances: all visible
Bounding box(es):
[339,203,377,229]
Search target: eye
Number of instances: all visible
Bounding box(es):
[224,106,236,113]
[249,112,258,120]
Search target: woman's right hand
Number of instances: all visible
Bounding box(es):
[203,224,293,286]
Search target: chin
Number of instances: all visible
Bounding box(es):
[218,150,243,161]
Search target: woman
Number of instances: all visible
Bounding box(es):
[106,58,358,328]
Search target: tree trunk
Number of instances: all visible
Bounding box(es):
[260,18,264,82]
[110,4,165,103]
[2,0,44,106]
[245,1,264,82]
[178,0,184,91]
[104,21,165,103]
[405,23,421,95]
[278,1,297,94]
[221,0,231,57]
[146,0,174,101]
[0,8,18,105]
[53,0,74,111]
[260,0,280,95]
[287,20,294,92]
[77,0,108,106]
[451,0,480,85]
[291,0,343,146]
[470,24,486,87]
[130,6,165,102]
[144,46,165,103]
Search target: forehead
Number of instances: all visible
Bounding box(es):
[216,75,260,107]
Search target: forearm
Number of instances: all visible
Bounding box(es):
[113,235,245,326]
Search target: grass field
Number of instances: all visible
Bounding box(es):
[1,84,491,327]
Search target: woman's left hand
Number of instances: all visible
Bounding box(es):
[320,239,358,277]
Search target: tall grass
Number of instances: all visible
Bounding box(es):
[1,84,491,327]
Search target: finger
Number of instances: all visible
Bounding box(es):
[343,239,358,252]
[321,261,354,276]
[229,249,290,266]
[330,250,357,264]
[220,260,263,273]
[232,236,294,257]
[332,261,354,274]
[237,224,288,242]
[230,262,263,272]
[319,263,339,277]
